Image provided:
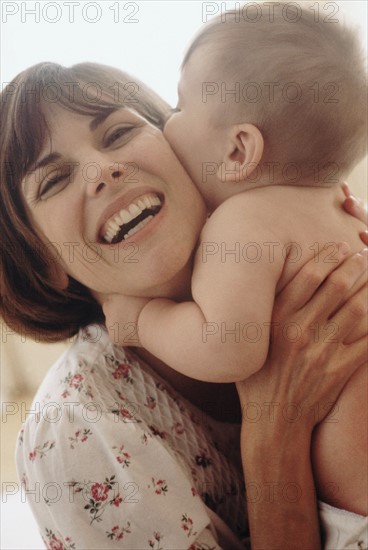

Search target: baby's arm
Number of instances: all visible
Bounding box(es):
[138,196,283,382]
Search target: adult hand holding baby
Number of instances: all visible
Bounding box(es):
[236,243,367,549]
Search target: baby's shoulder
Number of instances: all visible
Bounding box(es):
[214,187,284,217]
[202,188,284,239]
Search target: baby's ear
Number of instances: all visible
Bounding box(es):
[217,123,264,183]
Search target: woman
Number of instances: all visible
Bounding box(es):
[1,62,367,549]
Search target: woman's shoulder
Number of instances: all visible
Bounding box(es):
[14,324,144,475]
[14,323,155,501]
[28,324,130,407]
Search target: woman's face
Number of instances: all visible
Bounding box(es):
[21,104,207,297]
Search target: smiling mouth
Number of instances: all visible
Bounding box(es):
[101,193,162,244]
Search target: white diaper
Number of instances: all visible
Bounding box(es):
[319,501,368,549]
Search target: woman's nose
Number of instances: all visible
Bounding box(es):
[84,161,126,197]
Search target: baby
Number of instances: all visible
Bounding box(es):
[104,0,367,536]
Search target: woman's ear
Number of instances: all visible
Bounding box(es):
[217,123,264,183]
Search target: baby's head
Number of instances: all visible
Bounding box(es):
[165,1,367,210]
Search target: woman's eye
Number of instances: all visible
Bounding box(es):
[104,126,133,147]
[40,173,69,199]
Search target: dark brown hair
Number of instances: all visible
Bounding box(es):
[0,62,171,342]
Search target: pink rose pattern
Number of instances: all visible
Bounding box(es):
[68,428,92,449]
[17,326,244,547]
[111,361,133,383]
[145,395,157,409]
[148,477,168,495]
[28,440,55,462]
[60,368,94,400]
[112,444,131,467]
[148,530,163,549]
[149,425,168,439]
[42,528,75,550]
[91,482,109,502]
[106,521,132,542]
[66,475,123,525]
[181,514,198,538]
[111,404,142,422]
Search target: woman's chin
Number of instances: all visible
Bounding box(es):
[135,253,193,300]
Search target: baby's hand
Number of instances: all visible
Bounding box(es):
[341,182,368,245]
[102,294,151,347]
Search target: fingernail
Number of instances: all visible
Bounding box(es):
[339,242,350,255]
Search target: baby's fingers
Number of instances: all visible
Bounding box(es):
[341,182,368,225]
[344,196,368,224]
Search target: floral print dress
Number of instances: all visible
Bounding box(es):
[16,324,248,549]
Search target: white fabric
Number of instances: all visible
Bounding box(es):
[319,501,368,550]
[16,323,363,549]
[16,324,247,549]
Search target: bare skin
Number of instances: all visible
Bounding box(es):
[101,188,368,546]
[237,245,368,549]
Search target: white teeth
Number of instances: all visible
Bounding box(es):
[129,204,140,216]
[120,209,133,224]
[102,194,161,243]
[126,215,153,237]
[110,220,121,232]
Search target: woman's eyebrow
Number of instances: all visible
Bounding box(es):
[30,111,118,172]
[24,109,123,187]
[32,152,62,173]
[22,152,62,195]
[90,108,118,131]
